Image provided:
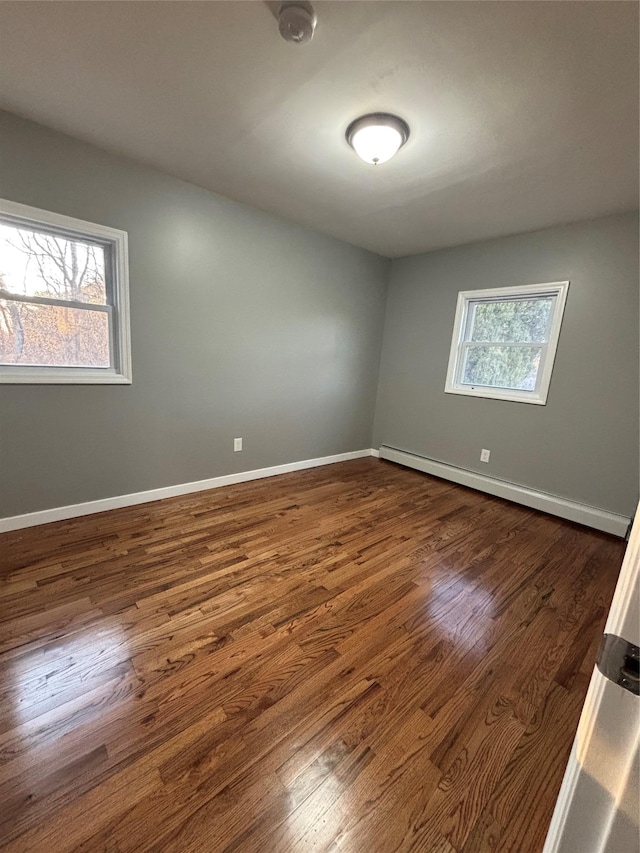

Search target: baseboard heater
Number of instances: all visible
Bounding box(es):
[378,444,630,538]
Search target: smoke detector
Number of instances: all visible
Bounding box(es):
[278,1,317,45]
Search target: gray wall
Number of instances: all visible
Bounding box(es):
[0,111,389,517]
[373,213,639,517]
[2,110,637,522]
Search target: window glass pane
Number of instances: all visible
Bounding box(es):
[0,222,106,305]
[462,345,542,391]
[470,297,553,343]
[0,300,110,368]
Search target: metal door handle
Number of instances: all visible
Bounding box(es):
[597,634,640,696]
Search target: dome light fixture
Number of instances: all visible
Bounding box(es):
[346,113,410,166]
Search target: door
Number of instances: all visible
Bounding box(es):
[543,506,640,852]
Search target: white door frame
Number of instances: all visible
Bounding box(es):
[543,506,640,853]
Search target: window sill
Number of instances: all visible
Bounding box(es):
[444,386,547,405]
[0,368,132,385]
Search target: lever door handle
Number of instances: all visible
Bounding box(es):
[597,634,640,696]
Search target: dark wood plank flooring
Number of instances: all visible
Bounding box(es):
[0,458,624,852]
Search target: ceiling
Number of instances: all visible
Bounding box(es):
[0,1,637,258]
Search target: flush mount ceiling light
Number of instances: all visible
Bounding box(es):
[346,113,410,165]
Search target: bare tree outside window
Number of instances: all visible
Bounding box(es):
[0,199,131,385]
[0,224,110,368]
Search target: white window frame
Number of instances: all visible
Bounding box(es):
[444,281,569,405]
[0,198,131,384]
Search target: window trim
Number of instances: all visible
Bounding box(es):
[0,198,131,384]
[444,281,570,405]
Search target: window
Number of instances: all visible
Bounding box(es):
[444,281,569,404]
[0,199,131,384]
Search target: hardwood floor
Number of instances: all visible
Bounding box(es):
[0,458,625,852]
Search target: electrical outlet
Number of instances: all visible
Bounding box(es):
[480,448,490,463]
[234,437,242,452]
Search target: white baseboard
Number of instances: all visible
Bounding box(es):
[379,445,630,537]
[3,446,629,537]
[0,449,376,534]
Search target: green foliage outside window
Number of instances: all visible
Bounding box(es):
[462,298,553,390]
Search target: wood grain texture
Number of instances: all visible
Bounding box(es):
[0,458,624,852]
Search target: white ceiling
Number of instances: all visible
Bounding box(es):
[0,1,637,258]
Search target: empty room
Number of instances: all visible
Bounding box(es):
[0,2,638,852]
